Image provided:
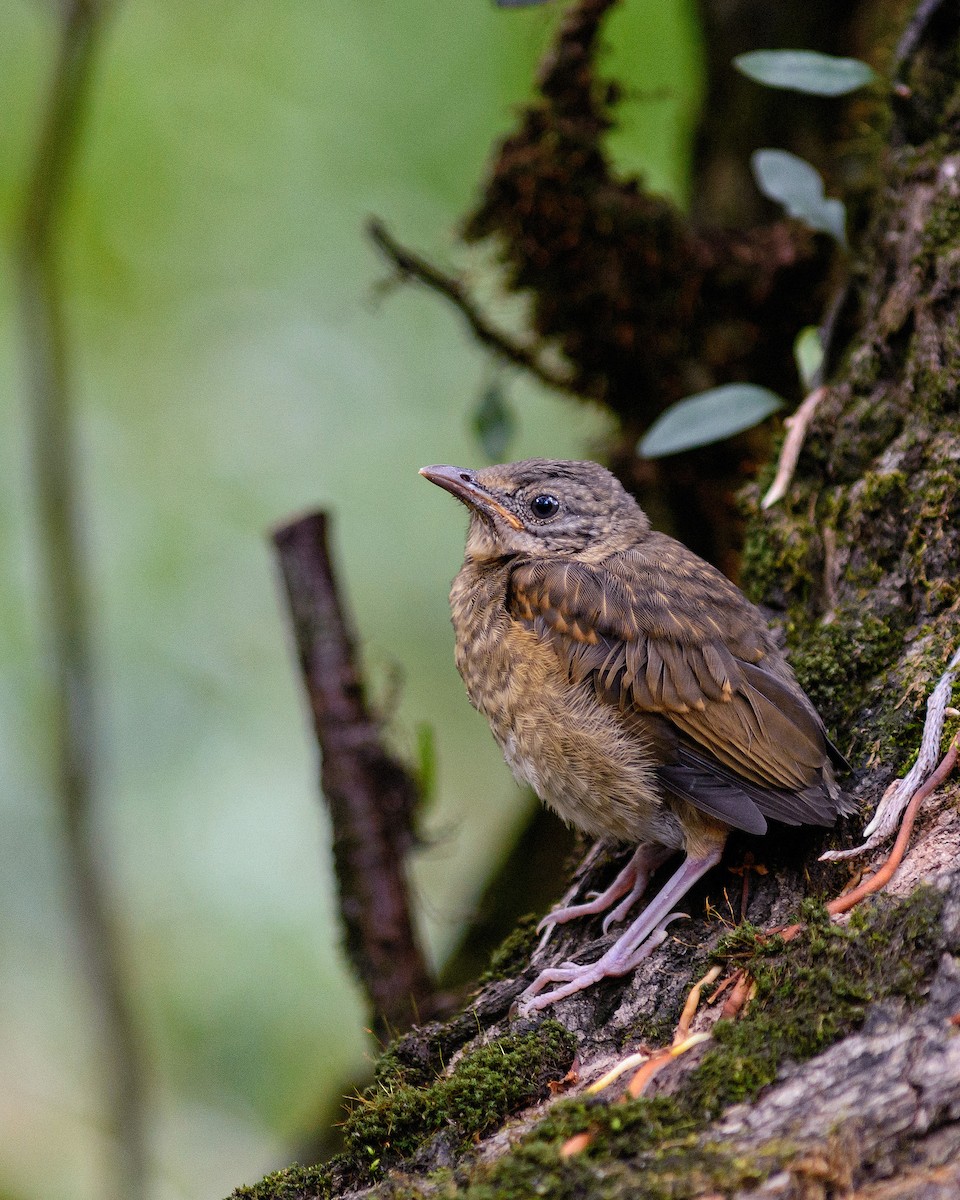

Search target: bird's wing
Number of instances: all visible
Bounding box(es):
[508,542,839,832]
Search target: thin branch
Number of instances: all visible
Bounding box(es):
[15,3,149,1199]
[367,217,577,394]
[761,385,828,509]
[273,512,435,1036]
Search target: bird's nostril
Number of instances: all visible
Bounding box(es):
[460,472,473,483]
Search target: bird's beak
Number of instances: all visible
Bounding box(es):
[419,464,523,530]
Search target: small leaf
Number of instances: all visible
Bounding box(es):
[734,50,877,96]
[637,384,784,458]
[752,149,847,246]
[794,326,824,391]
[472,380,515,460]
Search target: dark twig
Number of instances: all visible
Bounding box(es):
[367,218,576,394]
[15,4,149,1199]
[273,512,435,1035]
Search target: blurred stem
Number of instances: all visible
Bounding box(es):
[16,4,149,1200]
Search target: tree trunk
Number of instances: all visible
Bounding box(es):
[230,2,960,1197]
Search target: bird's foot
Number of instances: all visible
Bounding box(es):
[536,844,674,943]
[518,912,686,1014]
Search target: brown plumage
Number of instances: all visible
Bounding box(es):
[420,459,850,1011]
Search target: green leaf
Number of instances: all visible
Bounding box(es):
[751,149,847,246]
[637,384,784,458]
[734,50,877,96]
[472,380,516,461]
[794,326,824,391]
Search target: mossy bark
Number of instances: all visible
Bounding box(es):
[740,1,960,785]
[230,3,960,1197]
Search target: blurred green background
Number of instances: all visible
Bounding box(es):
[0,1,701,1196]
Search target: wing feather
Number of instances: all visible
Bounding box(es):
[508,542,844,830]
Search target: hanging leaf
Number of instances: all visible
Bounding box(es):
[472,379,516,461]
[637,384,784,458]
[734,50,877,96]
[751,149,847,246]
[794,326,824,391]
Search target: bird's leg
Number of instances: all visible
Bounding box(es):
[519,848,723,1014]
[537,843,675,937]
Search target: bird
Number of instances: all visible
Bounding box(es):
[419,458,851,1013]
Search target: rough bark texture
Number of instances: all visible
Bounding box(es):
[230,2,960,1197]
[740,0,960,784]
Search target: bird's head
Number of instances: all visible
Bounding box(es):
[419,458,651,562]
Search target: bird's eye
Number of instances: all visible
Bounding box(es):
[529,493,560,519]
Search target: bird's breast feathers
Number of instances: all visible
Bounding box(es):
[449,558,679,844]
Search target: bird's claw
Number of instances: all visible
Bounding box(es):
[517,911,689,1015]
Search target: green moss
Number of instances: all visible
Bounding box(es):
[711,919,780,960]
[342,1021,577,1179]
[464,1095,733,1200]
[683,888,942,1119]
[738,439,954,768]
[462,1096,770,1199]
[863,628,960,766]
[229,1022,574,1198]
[827,398,907,483]
[739,505,817,608]
[786,608,905,740]
[452,886,944,1200]
[917,187,960,266]
[372,1029,447,1093]
[232,868,946,1200]
[229,1163,331,1200]
[859,468,908,512]
[943,681,960,752]
[906,467,960,596]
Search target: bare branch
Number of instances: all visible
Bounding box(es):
[367,218,576,394]
[761,385,828,509]
[273,512,435,1035]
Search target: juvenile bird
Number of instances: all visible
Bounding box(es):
[420,459,850,1012]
